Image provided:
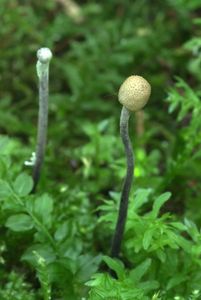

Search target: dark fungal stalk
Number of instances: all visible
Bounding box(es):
[111,106,134,257]
[32,47,52,193]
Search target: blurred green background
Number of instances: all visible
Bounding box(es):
[1,0,201,211]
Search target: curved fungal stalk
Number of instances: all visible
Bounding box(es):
[111,75,151,258]
[32,47,52,192]
[111,106,134,257]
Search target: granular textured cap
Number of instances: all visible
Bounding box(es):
[118,75,151,112]
[37,48,53,64]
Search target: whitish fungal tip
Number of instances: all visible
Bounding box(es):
[118,75,151,112]
[37,48,52,63]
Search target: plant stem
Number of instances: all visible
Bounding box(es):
[32,50,51,192]
[111,106,134,258]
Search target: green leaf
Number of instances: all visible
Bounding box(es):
[133,188,152,211]
[167,274,188,290]
[22,244,56,265]
[48,261,74,286]
[156,250,166,263]
[102,256,125,280]
[138,280,159,291]
[171,222,186,231]
[152,192,171,217]
[129,258,152,282]
[0,157,10,177]
[13,173,33,196]
[76,255,102,282]
[175,235,192,252]
[54,222,68,241]
[85,273,114,292]
[143,229,154,250]
[6,214,34,232]
[34,194,53,225]
[0,180,12,199]
[0,136,11,154]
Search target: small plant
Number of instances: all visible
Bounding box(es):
[111,75,151,258]
[0,272,36,300]
[31,47,52,192]
[33,251,52,300]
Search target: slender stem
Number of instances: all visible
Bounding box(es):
[32,49,52,193]
[111,106,134,258]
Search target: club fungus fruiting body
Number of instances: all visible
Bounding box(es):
[111,75,151,258]
[32,47,52,193]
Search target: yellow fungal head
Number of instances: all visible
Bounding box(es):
[118,75,151,112]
